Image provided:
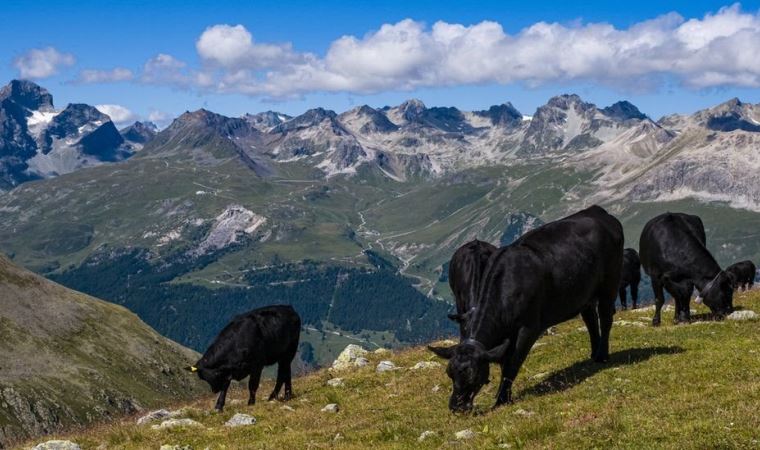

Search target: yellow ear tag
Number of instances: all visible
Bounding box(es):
[191,366,198,373]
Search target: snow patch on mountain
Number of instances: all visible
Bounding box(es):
[26,110,59,137]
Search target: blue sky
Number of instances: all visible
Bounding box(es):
[3,0,760,126]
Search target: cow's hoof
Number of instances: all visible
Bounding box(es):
[652,319,661,327]
[247,399,255,405]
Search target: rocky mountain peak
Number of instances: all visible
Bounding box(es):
[168,109,253,136]
[45,104,110,138]
[696,97,760,132]
[545,94,587,110]
[339,105,399,133]
[601,101,647,121]
[244,111,292,131]
[474,102,523,127]
[120,121,158,145]
[272,107,339,134]
[0,79,54,111]
[398,99,427,121]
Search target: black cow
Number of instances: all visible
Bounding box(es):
[726,260,756,291]
[447,239,498,336]
[429,205,623,412]
[639,212,734,326]
[185,305,301,411]
[618,248,641,310]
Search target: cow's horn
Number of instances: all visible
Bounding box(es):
[694,296,703,304]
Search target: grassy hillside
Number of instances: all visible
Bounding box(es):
[0,255,206,448]
[23,290,760,449]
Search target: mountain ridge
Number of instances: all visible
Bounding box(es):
[0,254,205,447]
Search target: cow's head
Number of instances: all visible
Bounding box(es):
[428,339,509,412]
[696,270,735,318]
[184,364,229,393]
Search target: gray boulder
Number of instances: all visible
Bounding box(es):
[376,360,397,373]
[136,409,176,425]
[225,413,257,427]
[727,310,758,321]
[455,429,476,440]
[411,361,441,370]
[331,344,369,370]
[32,441,81,450]
[151,418,203,430]
[321,403,340,413]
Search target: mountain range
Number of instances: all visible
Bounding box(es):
[1,79,760,367]
[0,80,156,189]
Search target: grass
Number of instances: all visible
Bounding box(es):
[21,290,760,449]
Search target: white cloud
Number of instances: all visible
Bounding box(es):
[76,67,134,83]
[13,47,75,79]
[147,109,171,128]
[141,53,190,85]
[95,104,137,125]
[85,4,760,98]
[196,24,299,69]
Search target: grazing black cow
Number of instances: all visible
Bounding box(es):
[618,248,641,310]
[447,239,498,337]
[185,305,301,411]
[726,260,756,291]
[429,205,623,412]
[639,212,734,326]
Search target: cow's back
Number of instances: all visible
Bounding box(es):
[201,305,300,369]
[511,205,623,279]
[479,205,623,327]
[639,212,715,278]
[727,260,756,282]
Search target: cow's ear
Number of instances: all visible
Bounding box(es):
[447,313,464,323]
[428,345,456,360]
[483,339,511,363]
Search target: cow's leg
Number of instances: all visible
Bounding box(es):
[268,362,290,401]
[214,379,231,412]
[492,337,516,407]
[580,305,600,360]
[672,294,685,324]
[682,282,694,322]
[494,327,540,407]
[596,299,615,363]
[652,278,666,327]
[280,342,298,401]
[618,286,627,311]
[630,282,639,310]
[669,281,692,324]
[281,361,294,401]
[248,366,263,405]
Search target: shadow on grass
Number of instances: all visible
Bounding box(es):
[521,345,685,398]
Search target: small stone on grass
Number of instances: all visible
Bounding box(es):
[321,403,340,413]
[225,413,256,427]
